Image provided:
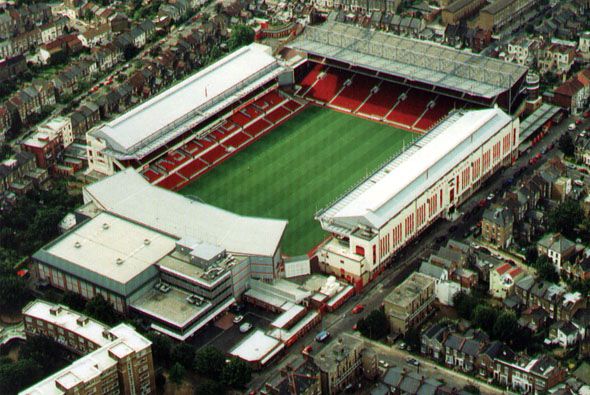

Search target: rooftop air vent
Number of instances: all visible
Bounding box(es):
[144,239,151,245]
[74,241,81,248]
[116,258,124,265]
[102,223,109,230]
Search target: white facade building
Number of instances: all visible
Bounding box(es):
[316,108,519,286]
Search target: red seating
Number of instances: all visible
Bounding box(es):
[179,158,208,179]
[157,160,177,172]
[211,129,226,140]
[386,89,431,126]
[284,100,302,112]
[331,74,377,111]
[299,63,324,90]
[358,82,402,117]
[166,150,188,165]
[230,111,250,126]
[201,145,227,164]
[265,106,290,124]
[225,132,250,148]
[142,168,161,183]
[305,68,351,103]
[245,119,271,136]
[242,105,261,119]
[222,120,238,132]
[157,173,185,190]
[183,140,202,155]
[415,96,455,130]
[262,90,284,107]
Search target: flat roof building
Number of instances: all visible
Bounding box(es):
[21,300,155,395]
[383,272,436,334]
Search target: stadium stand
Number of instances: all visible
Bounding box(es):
[178,158,208,180]
[156,173,186,190]
[201,145,227,164]
[331,74,377,111]
[225,132,251,149]
[305,67,352,103]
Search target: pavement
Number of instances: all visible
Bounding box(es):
[248,112,582,391]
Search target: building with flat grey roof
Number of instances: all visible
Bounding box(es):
[32,169,287,340]
[384,272,436,334]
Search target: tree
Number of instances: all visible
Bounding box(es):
[534,256,559,283]
[146,332,173,367]
[525,247,538,265]
[170,343,195,370]
[228,25,255,51]
[492,310,519,342]
[0,275,28,313]
[472,304,498,330]
[61,291,87,312]
[221,357,252,389]
[169,362,186,385]
[357,309,390,340]
[155,372,166,390]
[0,358,42,394]
[547,199,583,239]
[84,295,121,325]
[194,379,226,395]
[558,132,575,157]
[452,292,479,320]
[194,346,226,377]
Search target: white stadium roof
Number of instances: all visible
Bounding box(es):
[318,108,512,231]
[84,168,287,257]
[90,43,284,159]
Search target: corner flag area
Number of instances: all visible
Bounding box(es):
[179,106,415,255]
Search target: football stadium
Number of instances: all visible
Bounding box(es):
[86,22,527,284]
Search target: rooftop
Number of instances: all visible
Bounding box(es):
[385,272,434,307]
[90,43,283,158]
[313,333,363,372]
[83,168,287,258]
[288,21,526,98]
[35,212,175,294]
[22,300,111,348]
[230,330,285,364]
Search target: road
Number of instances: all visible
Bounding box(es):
[249,112,580,392]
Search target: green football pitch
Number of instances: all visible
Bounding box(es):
[179,106,416,256]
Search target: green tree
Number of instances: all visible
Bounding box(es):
[0,275,28,313]
[171,343,195,370]
[221,357,252,389]
[0,358,42,394]
[357,309,390,340]
[558,132,575,157]
[61,291,87,312]
[547,199,583,239]
[147,332,173,367]
[85,295,121,325]
[492,310,519,342]
[452,292,479,320]
[194,379,226,395]
[194,346,226,377]
[534,256,559,283]
[472,304,498,330]
[169,362,186,385]
[228,25,255,51]
[525,247,538,264]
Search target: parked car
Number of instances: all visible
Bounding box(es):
[405,358,420,367]
[568,123,576,131]
[399,342,407,350]
[233,315,244,324]
[315,330,330,342]
[351,304,365,314]
[379,360,390,369]
[239,322,253,333]
[302,345,313,355]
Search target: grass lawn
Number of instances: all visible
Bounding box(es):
[179,106,416,256]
